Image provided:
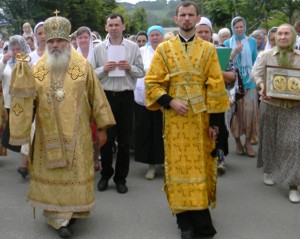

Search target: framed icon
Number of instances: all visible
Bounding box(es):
[265,65,300,100]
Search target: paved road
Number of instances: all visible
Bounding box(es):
[0,137,299,239]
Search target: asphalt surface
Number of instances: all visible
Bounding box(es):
[0,137,299,239]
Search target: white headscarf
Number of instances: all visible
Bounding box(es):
[264,27,277,50]
[195,16,212,31]
[33,21,45,49]
[76,27,95,67]
[8,35,31,68]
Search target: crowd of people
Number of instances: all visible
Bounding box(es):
[0,1,300,238]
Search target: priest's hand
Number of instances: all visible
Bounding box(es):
[169,99,188,116]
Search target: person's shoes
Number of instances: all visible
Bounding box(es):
[145,165,156,180]
[69,218,77,226]
[244,145,255,157]
[17,167,29,178]
[217,161,226,175]
[181,229,194,239]
[193,233,216,239]
[116,183,128,194]
[263,173,274,186]
[56,225,73,238]
[235,138,244,155]
[194,227,217,239]
[236,144,244,155]
[251,136,258,145]
[97,178,108,191]
[289,190,300,203]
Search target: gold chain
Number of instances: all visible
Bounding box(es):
[47,72,66,103]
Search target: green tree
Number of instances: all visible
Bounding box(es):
[178,0,206,14]
[0,0,117,37]
[275,0,300,24]
[203,0,233,29]
[130,7,148,33]
[204,0,298,33]
[0,0,49,35]
[112,5,131,35]
[146,12,159,26]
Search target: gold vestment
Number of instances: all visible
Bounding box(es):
[10,49,115,218]
[145,35,230,214]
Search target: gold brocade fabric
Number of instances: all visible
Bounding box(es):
[20,48,115,214]
[43,16,71,42]
[145,35,229,214]
[9,61,35,145]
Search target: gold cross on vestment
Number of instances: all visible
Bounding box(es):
[12,103,23,116]
[34,66,49,81]
[53,9,60,16]
[68,66,84,80]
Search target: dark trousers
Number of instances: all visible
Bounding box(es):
[100,90,134,184]
[134,103,164,164]
[176,209,216,237]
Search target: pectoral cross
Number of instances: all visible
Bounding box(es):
[53,9,60,16]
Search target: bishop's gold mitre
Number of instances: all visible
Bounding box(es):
[44,10,71,42]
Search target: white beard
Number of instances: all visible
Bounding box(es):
[46,44,71,75]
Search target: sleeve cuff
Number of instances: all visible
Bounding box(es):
[157,94,173,109]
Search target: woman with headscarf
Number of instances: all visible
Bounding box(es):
[134,25,165,180]
[19,22,46,178]
[224,16,258,157]
[29,22,46,65]
[195,16,213,42]
[252,24,300,203]
[76,26,95,68]
[251,30,266,53]
[76,26,102,172]
[0,35,31,155]
[264,27,278,51]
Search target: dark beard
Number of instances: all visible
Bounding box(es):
[181,26,195,33]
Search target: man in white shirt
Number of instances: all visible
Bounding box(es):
[94,13,144,194]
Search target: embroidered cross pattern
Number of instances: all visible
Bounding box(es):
[67,66,84,80]
[34,67,49,81]
[12,103,23,116]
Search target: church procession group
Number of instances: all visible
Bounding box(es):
[0,1,300,238]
